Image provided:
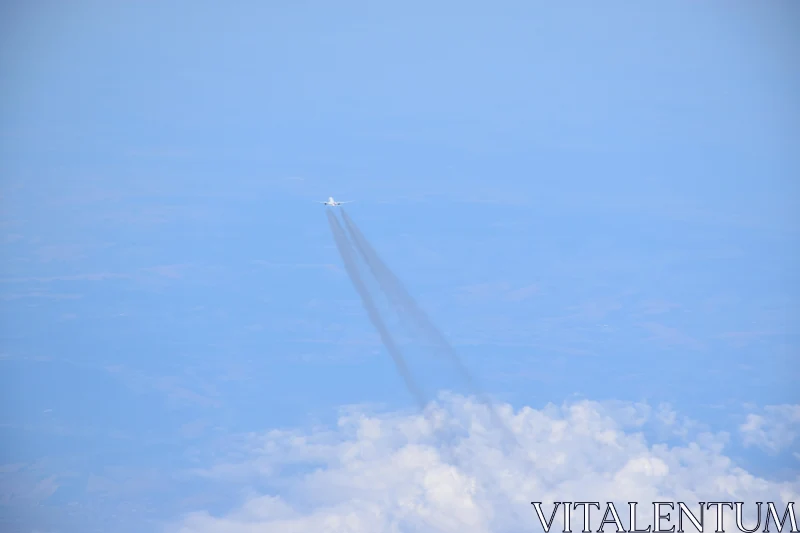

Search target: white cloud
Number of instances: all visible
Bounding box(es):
[170,394,799,533]
[740,404,800,454]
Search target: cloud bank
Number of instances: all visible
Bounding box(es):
[169,394,799,533]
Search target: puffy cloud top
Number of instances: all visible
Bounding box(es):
[172,394,799,533]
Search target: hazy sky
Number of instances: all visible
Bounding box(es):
[1,2,798,532]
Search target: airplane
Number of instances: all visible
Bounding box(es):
[318,196,353,207]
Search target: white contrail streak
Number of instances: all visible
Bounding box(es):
[339,208,520,447]
[335,208,530,527]
[326,210,429,410]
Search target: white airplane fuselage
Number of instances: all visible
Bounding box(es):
[323,196,343,206]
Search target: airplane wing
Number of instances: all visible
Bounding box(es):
[339,201,354,204]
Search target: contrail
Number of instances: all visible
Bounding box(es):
[328,209,530,529]
[339,208,520,447]
[326,210,428,410]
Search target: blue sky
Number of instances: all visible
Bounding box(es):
[1,2,798,532]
